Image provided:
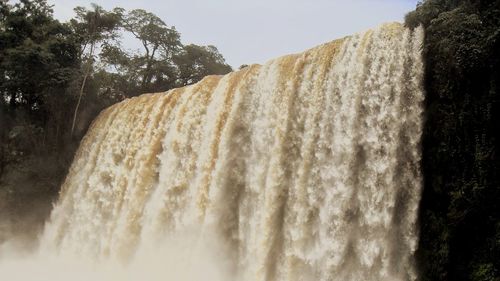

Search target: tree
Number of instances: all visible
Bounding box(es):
[69,4,120,136]
[0,0,80,145]
[118,8,182,92]
[0,0,82,241]
[175,44,232,86]
[0,1,234,242]
[405,1,500,280]
[99,8,232,96]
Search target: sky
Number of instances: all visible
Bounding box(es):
[46,0,419,68]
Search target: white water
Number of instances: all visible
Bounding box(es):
[1,23,424,281]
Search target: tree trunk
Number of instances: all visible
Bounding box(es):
[141,45,158,91]
[70,43,95,137]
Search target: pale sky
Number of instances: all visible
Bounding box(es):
[46,0,418,68]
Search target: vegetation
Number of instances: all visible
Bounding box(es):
[1,1,499,280]
[406,0,500,280]
[0,0,231,241]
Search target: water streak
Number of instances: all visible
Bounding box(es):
[38,23,424,281]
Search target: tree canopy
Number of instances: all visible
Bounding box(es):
[0,0,232,241]
[405,1,500,280]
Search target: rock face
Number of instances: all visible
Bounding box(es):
[42,23,424,281]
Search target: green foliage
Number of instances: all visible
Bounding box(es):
[71,4,121,47]
[471,263,498,281]
[0,0,232,241]
[98,8,232,95]
[175,44,233,86]
[405,1,500,280]
[0,0,81,243]
[0,0,79,112]
[0,0,80,154]
[68,4,122,136]
[116,8,182,93]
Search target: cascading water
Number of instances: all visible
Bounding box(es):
[1,23,424,281]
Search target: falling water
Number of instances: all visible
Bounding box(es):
[7,23,425,281]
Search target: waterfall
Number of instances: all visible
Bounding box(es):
[30,22,423,281]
